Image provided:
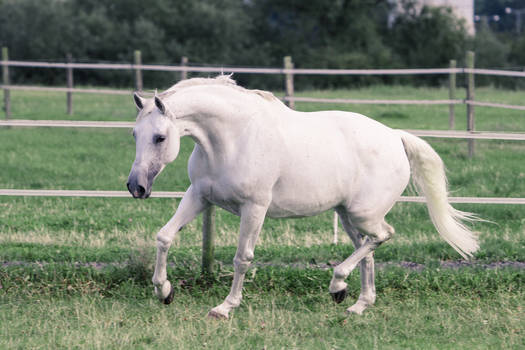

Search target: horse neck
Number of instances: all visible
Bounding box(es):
[174,91,256,164]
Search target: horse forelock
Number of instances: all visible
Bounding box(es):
[135,97,156,121]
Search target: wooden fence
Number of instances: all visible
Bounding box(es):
[2,48,525,148]
[2,48,525,272]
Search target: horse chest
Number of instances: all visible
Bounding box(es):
[193,173,271,216]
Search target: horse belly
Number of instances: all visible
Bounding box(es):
[266,196,341,218]
[267,164,352,218]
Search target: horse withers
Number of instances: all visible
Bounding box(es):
[127,76,479,318]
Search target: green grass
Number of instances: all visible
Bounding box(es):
[3,291,522,349]
[1,264,523,349]
[1,85,524,349]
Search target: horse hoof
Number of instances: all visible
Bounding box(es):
[207,310,228,319]
[346,302,368,315]
[330,288,347,304]
[163,285,175,305]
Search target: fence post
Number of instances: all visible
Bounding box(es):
[466,51,475,158]
[66,54,74,115]
[202,206,216,275]
[180,56,188,81]
[2,47,10,119]
[284,56,295,109]
[332,212,339,244]
[134,50,143,91]
[448,59,456,129]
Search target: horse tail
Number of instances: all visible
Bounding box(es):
[397,130,479,259]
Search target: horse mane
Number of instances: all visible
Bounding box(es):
[155,75,278,102]
[134,75,280,121]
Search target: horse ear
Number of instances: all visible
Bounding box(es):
[133,92,146,110]
[154,96,167,115]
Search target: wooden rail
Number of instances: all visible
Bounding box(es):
[3,59,525,77]
[2,119,525,141]
[1,189,523,204]
[0,84,132,95]
[286,97,464,105]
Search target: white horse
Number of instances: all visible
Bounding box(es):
[127,75,479,318]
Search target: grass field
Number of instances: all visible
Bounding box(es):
[1,85,524,349]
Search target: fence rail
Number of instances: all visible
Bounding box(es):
[466,100,525,111]
[286,96,464,105]
[3,84,525,112]
[3,60,525,77]
[1,189,523,205]
[0,84,132,95]
[0,189,185,198]
[2,119,525,141]
[0,119,134,128]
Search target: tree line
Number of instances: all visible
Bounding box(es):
[1,0,524,89]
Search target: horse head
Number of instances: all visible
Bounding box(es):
[127,92,180,199]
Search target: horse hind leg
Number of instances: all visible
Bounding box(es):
[340,219,378,314]
[345,249,376,315]
[329,212,395,315]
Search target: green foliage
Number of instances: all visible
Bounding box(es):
[471,21,513,87]
[2,0,524,89]
[388,3,467,85]
[0,0,476,89]
[509,32,525,66]
[245,0,393,88]
[389,4,467,68]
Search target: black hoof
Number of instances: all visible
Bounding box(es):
[330,288,347,304]
[163,285,175,305]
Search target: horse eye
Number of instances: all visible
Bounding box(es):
[154,135,166,144]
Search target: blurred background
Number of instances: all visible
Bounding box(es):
[1,0,524,89]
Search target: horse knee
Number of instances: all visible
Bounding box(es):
[156,229,173,250]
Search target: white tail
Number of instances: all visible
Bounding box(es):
[398,130,479,259]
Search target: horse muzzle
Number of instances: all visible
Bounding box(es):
[127,172,151,199]
[127,182,150,199]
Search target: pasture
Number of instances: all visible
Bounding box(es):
[1,86,524,349]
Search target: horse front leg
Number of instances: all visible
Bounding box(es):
[152,185,207,303]
[208,203,267,319]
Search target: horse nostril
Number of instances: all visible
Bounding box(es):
[137,185,146,197]
[126,182,132,193]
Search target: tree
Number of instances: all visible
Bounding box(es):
[246,0,393,87]
[388,4,467,69]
